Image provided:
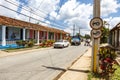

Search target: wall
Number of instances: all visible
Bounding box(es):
[8,27,21,40]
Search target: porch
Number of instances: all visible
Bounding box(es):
[0,15,69,49]
[0,26,64,49]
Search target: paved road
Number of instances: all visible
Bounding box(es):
[0,43,89,80]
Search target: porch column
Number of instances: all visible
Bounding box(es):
[23,28,26,40]
[115,30,117,47]
[43,31,45,40]
[117,30,119,47]
[119,30,120,46]
[60,33,62,40]
[37,30,39,45]
[47,31,49,40]
[2,25,6,46]
[54,33,56,41]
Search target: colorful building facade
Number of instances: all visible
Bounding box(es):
[0,15,69,47]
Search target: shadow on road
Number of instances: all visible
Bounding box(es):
[42,65,66,71]
[42,65,90,73]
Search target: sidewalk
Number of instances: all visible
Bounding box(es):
[58,47,92,80]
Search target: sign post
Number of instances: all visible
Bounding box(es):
[90,0,103,73]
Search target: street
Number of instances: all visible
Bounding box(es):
[0,43,89,80]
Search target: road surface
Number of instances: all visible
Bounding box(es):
[0,43,89,80]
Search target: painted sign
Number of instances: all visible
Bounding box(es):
[91,29,102,38]
[90,17,103,30]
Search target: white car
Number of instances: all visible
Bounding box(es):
[53,40,70,48]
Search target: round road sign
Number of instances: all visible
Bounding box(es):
[91,29,102,38]
[90,17,103,30]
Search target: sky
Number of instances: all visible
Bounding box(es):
[0,0,120,36]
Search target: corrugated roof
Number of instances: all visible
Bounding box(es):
[110,22,120,31]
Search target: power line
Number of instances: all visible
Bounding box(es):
[0,4,43,23]
[0,2,66,29]
[4,0,46,19]
[0,4,62,28]
[4,0,67,29]
[5,0,48,15]
[35,0,45,10]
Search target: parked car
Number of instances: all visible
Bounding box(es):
[53,40,70,48]
[71,37,81,45]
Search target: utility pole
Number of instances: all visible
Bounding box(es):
[73,24,75,37]
[29,8,32,22]
[79,27,80,36]
[91,0,101,73]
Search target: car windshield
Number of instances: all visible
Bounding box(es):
[72,38,80,41]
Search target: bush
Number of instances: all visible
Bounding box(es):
[39,40,55,47]
[99,46,117,78]
[27,39,34,47]
[16,40,26,47]
[112,65,120,80]
[16,39,35,48]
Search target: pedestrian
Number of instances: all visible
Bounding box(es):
[84,39,90,46]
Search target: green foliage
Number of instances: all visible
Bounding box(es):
[39,40,55,47]
[26,39,35,47]
[84,34,91,39]
[99,47,117,79]
[112,65,120,80]
[87,72,101,80]
[16,40,27,47]
[16,39,35,48]
[100,22,109,43]
[16,40,23,47]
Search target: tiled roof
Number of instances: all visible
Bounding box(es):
[0,15,69,34]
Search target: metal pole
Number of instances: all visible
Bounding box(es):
[92,0,101,73]
[79,27,80,36]
[73,24,75,37]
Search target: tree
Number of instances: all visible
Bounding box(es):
[84,34,91,39]
[100,21,109,43]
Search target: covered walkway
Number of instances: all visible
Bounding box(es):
[0,15,69,49]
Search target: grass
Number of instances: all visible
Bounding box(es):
[3,46,40,52]
[88,72,102,80]
[88,64,120,80]
[3,45,53,52]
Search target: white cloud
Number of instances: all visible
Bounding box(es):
[103,17,120,29]
[56,0,92,36]
[1,0,120,36]
[0,0,60,25]
[101,0,120,17]
[0,0,18,18]
[49,11,57,20]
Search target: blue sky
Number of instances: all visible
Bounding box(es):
[0,0,120,35]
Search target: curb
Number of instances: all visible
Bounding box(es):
[53,48,90,80]
[0,47,53,58]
